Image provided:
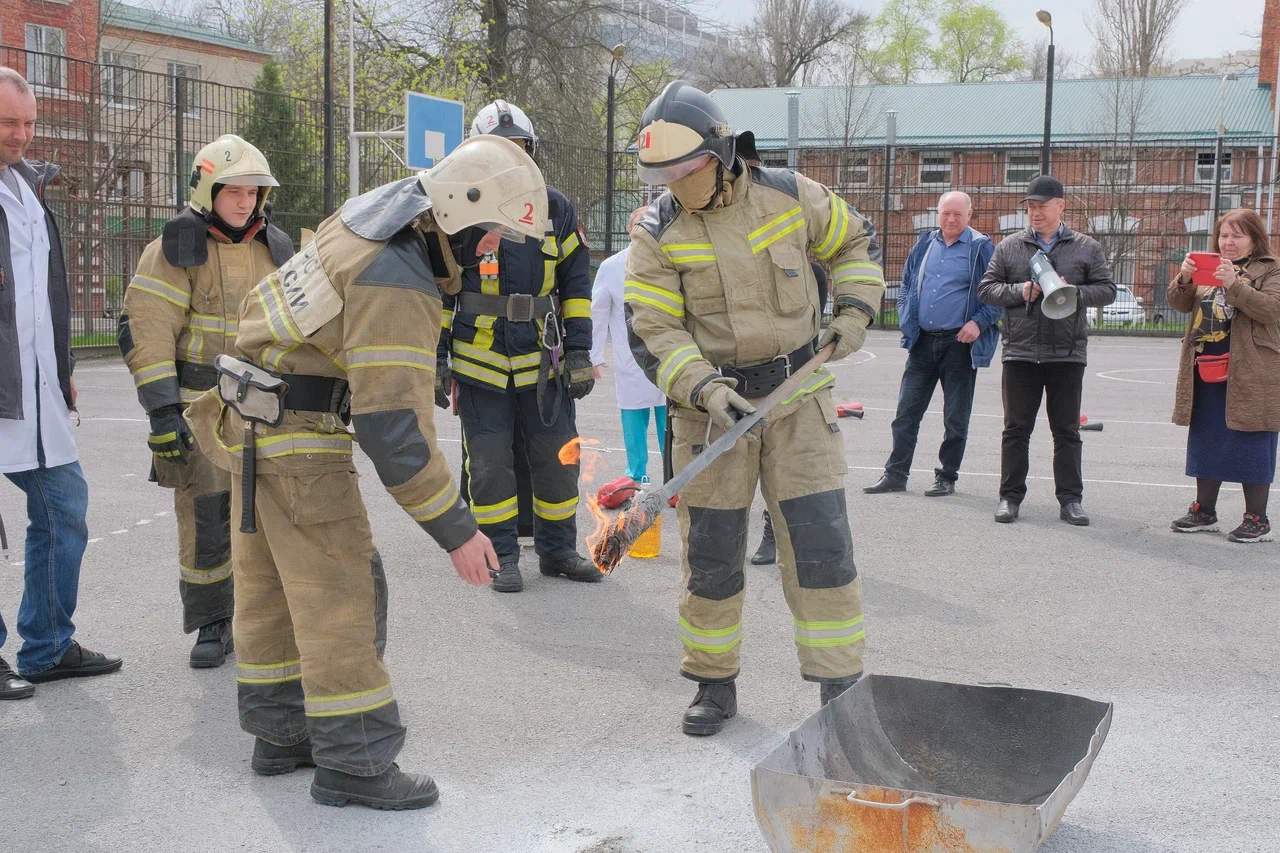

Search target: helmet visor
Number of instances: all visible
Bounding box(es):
[477,222,531,244]
[636,151,713,186]
[217,173,280,188]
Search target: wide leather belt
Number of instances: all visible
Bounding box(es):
[276,372,350,415]
[456,292,558,323]
[176,360,219,391]
[719,342,816,399]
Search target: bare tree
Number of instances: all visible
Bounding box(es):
[1087,0,1189,77]
[1023,38,1078,81]
[749,0,864,87]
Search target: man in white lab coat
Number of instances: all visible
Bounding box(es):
[0,68,121,699]
[590,207,667,482]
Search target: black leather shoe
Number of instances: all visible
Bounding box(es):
[750,512,776,566]
[252,737,316,776]
[924,476,955,497]
[994,499,1020,524]
[539,553,603,583]
[0,655,35,700]
[190,618,234,669]
[820,675,861,707]
[1060,502,1090,526]
[491,558,523,593]
[682,681,737,736]
[24,641,122,683]
[311,763,439,810]
[863,474,907,494]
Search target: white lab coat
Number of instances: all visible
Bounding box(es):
[0,168,78,473]
[590,247,665,411]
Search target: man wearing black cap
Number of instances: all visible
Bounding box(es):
[978,176,1116,526]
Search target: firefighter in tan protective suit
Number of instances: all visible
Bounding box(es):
[118,135,293,668]
[625,81,885,735]
[185,134,542,810]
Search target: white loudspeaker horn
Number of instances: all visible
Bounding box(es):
[1029,250,1078,320]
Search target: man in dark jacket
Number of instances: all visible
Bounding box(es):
[0,68,121,699]
[978,176,1116,526]
[865,191,1001,497]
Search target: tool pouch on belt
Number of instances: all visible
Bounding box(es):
[215,355,289,534]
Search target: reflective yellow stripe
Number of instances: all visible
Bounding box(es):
[453,341,510,371]
[533,495,578,521]
[794,615,865,648]
[441,309,454,330]
[562,298,591,319]
[217,430,354,459]
[748,206,804,253]
[472,496,519,524]
[130,274,190,309]
[512,368,539,388]
[149,431,178,444]
[624,280,684,318]
[814,193,850,261]
[406,481,459,523]
[782,370,835,405]
[305,683,395,717]
[678,617,742,654]
[237,660,302,684]
[753,218,806,253]
[481,276,501,296]
[658,344,701,394]
[346,345,435,371]
[453,358,509,388]
[558,231,580,259]
[511,351,542,370]
[180,560,232,585]
[832,260,884,284]
[662,243,717,263]
[134,360,177,387]
[257,277,305,345]
[180,387,204,404]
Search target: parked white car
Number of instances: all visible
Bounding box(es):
[1089,284,1145,327]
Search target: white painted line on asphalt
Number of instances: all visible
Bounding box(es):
[1095,368,1176,384]
[844,464,1279,492]
[154,511,168,517]
[82,417,148,422]
[110,529,128,535]
[825,350,878,369]
[136,519,150,525]
[859,405,1178,426]
[87,538,101,544]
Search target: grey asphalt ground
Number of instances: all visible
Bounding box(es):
[2,330,1277,853]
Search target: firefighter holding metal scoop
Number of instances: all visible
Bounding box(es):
[185,134,543,809]
[624,81,885,735]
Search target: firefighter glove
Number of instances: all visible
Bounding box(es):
[148,404,196,465]
[435,357,451,410]
[697,380,757,432]
[818,310,869,363]
[565,349,595,400]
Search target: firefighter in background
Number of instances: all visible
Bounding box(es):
[117,135,293,668]
[625,81,884,735]
[185,134,538,809]
[436,100,599,593]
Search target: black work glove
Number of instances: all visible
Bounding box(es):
[435,357,452,410]
[565,349,595,400]
[148,404,196,465]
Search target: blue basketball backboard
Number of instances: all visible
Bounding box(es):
[405,92,466,169]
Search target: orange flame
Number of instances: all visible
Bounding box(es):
[557,437,582,466]
[558,437,612,573]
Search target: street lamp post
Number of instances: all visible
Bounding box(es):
[1037,10,1054,176]
[1211,72,1239,222]
[604,44,626,256]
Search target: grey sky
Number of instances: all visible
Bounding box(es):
[703,0,1264,68]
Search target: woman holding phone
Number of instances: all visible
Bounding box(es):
[1167,209,1280,542]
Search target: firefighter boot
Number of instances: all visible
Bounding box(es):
[820,676,862,708]
[252,737,316,776]
[539,553,603,583]
[492,557,524,593]
[310,764,440,810]
[750,511,776,566]
[190,618,234,669]
[682,681,737,736]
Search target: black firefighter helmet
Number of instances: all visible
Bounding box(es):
[635,80,737,186]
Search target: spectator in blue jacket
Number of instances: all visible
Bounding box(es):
[865,192,1001,497]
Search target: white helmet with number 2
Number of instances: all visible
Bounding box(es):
[418,134,547,243]
[469,100,537,156]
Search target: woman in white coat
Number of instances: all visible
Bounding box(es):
[590,208,667,482]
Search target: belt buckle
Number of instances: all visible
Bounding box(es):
[507,293,534,323]
[775,354,792,379]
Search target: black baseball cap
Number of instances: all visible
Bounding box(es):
[1023,175,1064,202]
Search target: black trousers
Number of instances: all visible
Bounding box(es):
[999,361,1085,505]
[460,423,534,538]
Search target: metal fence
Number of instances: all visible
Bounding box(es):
[9,45,1276,346]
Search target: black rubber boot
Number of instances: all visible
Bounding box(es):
[310,764,440,810]
[682,681,737,736]
[252,738,316,776]
[539,553,603,583]
[820,676,861,708]
[491,558,523,593]
[750,511,776,566]
[190,618,233,669]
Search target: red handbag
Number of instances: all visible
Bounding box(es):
[1195,353,1230,383]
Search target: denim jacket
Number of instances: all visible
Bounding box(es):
[897,228,1001,368]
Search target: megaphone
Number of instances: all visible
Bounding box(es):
[1029,250,1078,320]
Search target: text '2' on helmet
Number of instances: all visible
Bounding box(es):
[187,134,278,217]
[418,134,548,243]
[469,100,538,158]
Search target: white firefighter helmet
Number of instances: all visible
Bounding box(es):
[469,99,538,156]
[187,134,279,216]
[418,134,547,242]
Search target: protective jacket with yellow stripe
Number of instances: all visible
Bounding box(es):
[119,209,294,411]
[438,187,591,390]
[186,176,478,552]
[624,162,884,419]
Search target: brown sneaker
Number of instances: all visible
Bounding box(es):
[1171,502,1219,533]
[1227,512,1273,543]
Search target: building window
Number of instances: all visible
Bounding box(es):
[111,167,146,200]
[102,51,139,108]
[1005,153,1040,186]
[168,62,202,118]
[25,25,67,90]
[919,152,951,186]
[839,151,870,186]
[1098,151,1136,185]
[1195,149,1231,183]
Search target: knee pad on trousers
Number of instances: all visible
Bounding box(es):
[777,489,856,589]
[194,491,232,569]
[685,506,749,601]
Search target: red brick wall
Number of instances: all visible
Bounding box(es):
[1262,0,1280,108]
[1,0,100,63]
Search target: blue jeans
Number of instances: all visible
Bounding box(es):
[884,333,977,483]
[2,461,89,675]
[620,406,667,481]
